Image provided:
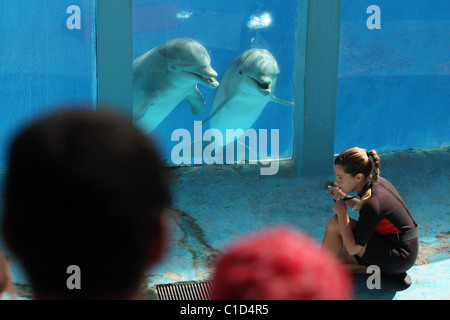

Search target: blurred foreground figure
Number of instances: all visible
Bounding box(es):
[0,249,17,299]
[211,226,352,300]
[2,107,171,299]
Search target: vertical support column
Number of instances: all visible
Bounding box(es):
[293,0,341,176]
[96,0,133,118]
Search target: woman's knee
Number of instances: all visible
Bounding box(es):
[325,215,339,233]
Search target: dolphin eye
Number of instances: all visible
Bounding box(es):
[239,70,243,75]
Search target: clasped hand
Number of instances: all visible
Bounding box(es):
[328,185,348,216]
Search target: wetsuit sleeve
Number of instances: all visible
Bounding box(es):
[354,195,382,246]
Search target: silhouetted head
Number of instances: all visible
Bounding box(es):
[2,107,171,299]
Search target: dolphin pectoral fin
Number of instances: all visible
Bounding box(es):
[133,90,163,121]
[271,95,294,106]
[186,86,206,114]
[133,96,153,121]
[202,97,230,124]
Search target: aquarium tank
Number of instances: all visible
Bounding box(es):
[0,0,448,170]
[131,0,296,168]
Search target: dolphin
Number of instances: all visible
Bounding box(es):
[133,37,219,131]
[203,48,293,146]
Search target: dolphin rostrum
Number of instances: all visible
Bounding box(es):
[133,37,219,131]
[203,48,293,145]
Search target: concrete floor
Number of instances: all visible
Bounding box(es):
[144,146,450,300]
[2,146,450,299]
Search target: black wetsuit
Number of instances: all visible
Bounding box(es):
[354,177,418,275]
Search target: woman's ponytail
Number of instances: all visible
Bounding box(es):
[367,149,380,184]
[353,149,380,211]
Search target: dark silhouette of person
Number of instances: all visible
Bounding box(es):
[1,107,171,299]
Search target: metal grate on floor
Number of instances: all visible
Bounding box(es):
[155,280,214,300]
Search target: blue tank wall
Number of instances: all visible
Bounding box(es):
[335,0,450,153]
[0,1,97,169]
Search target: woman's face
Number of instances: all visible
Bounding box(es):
[334,165,361,193]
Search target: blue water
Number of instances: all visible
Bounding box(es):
[0,0,449,169]
[133,0,450,163]
[132,0,297,165]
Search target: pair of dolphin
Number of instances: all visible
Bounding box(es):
[133,37,293,135]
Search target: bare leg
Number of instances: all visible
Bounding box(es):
[322,215,367,273]
[321,215,344,255]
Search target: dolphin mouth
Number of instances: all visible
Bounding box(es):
[187,71,219,88]
[258,82,270,90]
[251,78,271,93]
